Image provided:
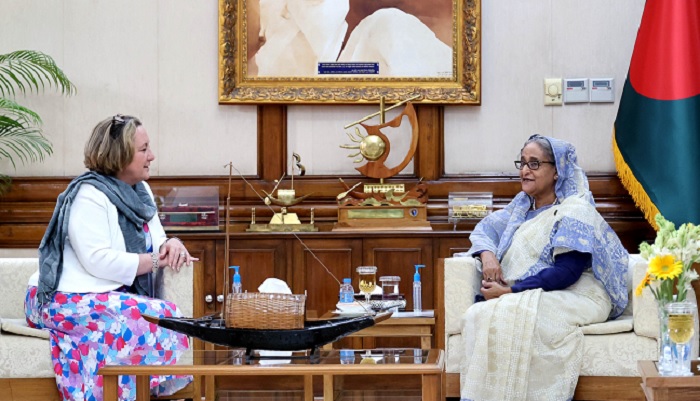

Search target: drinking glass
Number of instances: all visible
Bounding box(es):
[356,266,378,303]
[665,301,696,376]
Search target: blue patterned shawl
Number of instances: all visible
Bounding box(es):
[468,135,629,318]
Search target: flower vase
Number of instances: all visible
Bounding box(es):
[657,304,673,375]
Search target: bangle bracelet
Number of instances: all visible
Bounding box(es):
[151,252,159,274]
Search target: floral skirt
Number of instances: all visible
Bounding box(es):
[25,286,192,401]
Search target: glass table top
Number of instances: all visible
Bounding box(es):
[108,348,435,368]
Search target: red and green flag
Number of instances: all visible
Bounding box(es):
[613,0,700,229]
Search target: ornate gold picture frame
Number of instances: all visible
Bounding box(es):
[219,0,481,104]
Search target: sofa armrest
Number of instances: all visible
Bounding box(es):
[161,261,197,318]
[444,257,480,336]
[632,258,660,339]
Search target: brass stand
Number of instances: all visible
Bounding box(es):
[246,207,318,232]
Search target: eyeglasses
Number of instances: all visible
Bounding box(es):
[514,160,556,170]
[109,114,127,139]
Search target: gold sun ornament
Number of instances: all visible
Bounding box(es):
[648,254,683,280]
[340,127,387,163]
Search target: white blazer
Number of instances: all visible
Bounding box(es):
[28,182,167,293]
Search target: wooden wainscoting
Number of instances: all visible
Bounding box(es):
[0,173,654,249]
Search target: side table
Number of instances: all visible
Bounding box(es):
[638,360,700,400]
[320,310,435,350]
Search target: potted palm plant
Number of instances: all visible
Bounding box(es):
[0,50,75,194]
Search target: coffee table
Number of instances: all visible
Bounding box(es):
[319,310,435,350]
[638,360,700,400]
[99,348,444,401]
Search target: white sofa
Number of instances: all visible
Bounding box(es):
[437,255,698,401]
[0,258,195,401]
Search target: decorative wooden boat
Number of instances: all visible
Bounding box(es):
[143,312,391,356]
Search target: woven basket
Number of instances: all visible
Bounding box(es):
[225,292,306,330]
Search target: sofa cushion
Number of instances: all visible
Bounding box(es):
[446,331,658,377]
[580,315,633,335]
[580,332,657,376]
[0,258,39,319]
[1,318,50,339]
[0,332,54,378]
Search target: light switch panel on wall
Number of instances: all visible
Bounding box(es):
[544,78,563,106]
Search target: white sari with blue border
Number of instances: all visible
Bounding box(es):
[459,136,628,401]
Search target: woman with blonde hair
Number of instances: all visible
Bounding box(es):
[25,114,195,401]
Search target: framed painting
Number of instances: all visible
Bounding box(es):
[219,0,481,104]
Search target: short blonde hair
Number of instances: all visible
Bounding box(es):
[83,114,142,175]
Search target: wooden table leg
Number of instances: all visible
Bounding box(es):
[323,374,334,401]
[205,375,215,401]
[422,372,440,401]
[421,335,431,350]
[103,375,118,401]
[135,375,150,401]
[193,375,202,401]
[303,375,314,401]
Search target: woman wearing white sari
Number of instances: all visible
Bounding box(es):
[460,135,628,401]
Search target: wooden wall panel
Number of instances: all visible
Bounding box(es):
[228,239,287,293]
[292,238,363,314]
[0,174,655,252]
[257,105,286,181]
[363,238,434,310]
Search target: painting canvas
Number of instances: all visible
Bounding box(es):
[219,0,481,104]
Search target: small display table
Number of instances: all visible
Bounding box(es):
[319,310,435,350]
[99,348,444,401]
[638,360,700,400]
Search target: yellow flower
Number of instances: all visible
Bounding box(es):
[648,254,683,280]
[635,271,651,296]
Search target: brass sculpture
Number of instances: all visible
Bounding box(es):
[335,96,431,231]
[247,153,317,232]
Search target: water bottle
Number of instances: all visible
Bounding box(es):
[339,278,354,303]
[340,349,355,364]
[413,264,424,314]
[230,266,242,294]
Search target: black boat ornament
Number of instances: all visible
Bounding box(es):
[143,311,391,357]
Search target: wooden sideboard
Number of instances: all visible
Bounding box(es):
[178,230,468,322]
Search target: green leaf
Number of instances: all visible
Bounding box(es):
[0,50,75,194]
[0,50,76,97]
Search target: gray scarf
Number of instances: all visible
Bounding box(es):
[37,171,163,304]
